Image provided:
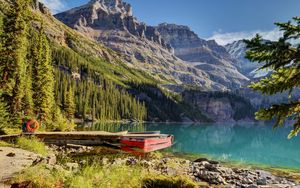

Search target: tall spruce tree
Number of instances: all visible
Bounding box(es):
[32,27,55,122]
[245,17,300,138]
[0,93,10,131]
[64,84,76,120]
[0,0,30,124]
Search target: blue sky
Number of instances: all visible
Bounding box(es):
[41,0,300,45]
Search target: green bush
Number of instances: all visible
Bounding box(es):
[13,165,68,188]
[16,137,48,156]
[142,175,198,188]
[66,164,143,188]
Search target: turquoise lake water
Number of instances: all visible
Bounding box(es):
[78,123,300,169]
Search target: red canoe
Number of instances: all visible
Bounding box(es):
[120,134,173,153]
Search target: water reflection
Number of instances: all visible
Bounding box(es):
[78,122,300,169]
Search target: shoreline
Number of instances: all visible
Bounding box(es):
[1,141,299,187]
[169,151,300,174]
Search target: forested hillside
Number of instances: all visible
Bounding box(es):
[0,0,214,132]
[0,0,150,131]
[0,0,256,132]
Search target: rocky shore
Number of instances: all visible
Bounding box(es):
[19,145,296,188]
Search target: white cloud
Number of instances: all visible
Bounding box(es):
[208,29,283,46]
[40,0,66,14]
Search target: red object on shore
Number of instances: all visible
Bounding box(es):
[120,134,173,153]
[26,119,39,133]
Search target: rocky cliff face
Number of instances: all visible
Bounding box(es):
[182,91,255,122]
[157,23,249,89]
[55,0,225,90]
[225,40,267,79]
[32,0,51,15]
[55,0,248,91]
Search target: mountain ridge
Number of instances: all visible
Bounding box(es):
[55,0,249,91]
[156,23,249,89]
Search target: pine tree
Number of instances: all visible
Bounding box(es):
[245,16,300,138]
[0,0,30,124]
[22,55,34,117]
[64,84,76,120]
[32,27,55,122]
[0,93,10,131]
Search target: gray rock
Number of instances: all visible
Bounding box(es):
[246,185,258,188]
[140,160,151,168]
[126,157,137,165]
[194,158,209,163]
[257,178,267,185]
[102,157,109,165]
[79,160,87,165]
[204,163,218,171]
[47,154,57,165]
[196,170,227,185]
[242,177,254,184]
[65,162,79,171]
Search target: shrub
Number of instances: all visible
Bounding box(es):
[16,136,48,156]
[13,165,68,188]
[66,164,143,188]
[142,175,198,188]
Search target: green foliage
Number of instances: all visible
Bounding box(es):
[52,46,147,121]
[13,162,198,188]
[0,2,71,130]
[0,140,13,147]
[129,84,211,122]
[64,85,76,120]
[0,93,10,131]
[67,164,143,188]
[13,164,68,188]
[45,106,74,131]
[31,27,55,122]
[0,0,30,124]
[16,136,48,156]
[142,175,198,188]
[245,17,300,137]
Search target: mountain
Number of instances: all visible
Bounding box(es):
[0,0,256,123]
[156,23,249,89]
[225,40,268,78]
[54,0,217,90]
[54,0,248,91]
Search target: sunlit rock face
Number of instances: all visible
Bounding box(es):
[157,23,249,89]
[55,0,248,90]
[225,40,266,79]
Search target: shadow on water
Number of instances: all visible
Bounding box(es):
[77,122,300,169]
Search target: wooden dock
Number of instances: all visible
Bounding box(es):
[0,131,167,146]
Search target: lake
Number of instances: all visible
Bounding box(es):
[78,123,300,169]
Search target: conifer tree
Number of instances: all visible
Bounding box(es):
[64,84,76,120]
[32,27,55,122]
[0,93,10,131]
[22,51,34,117]
[245,17,300,138]
[0,0,30,124]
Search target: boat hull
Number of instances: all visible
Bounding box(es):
[120,135,173,153]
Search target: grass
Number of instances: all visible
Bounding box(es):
[0,136,48,156]
[13,165,68,188]
[143,174,198,188]
[16,136,48,156]
[13,163,199,188]
[0,140,13,147]
[1,127,21,135]
[67,164,143,188]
